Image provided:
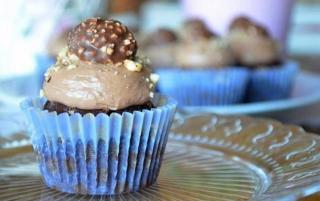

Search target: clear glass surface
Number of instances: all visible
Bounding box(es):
[1,113,320,200]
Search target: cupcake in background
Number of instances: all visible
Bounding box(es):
[179,18,216,42]
[157,18,249,106]
[227,16,298,102]
[21,18,176,195]
[139,28,178,67]
[228,16,281,67]
[176,19,234,68]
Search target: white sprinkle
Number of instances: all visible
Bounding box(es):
[39,90,44,97]
[149,92,154,98]
[69,54,79,62]
[150,73,160,83]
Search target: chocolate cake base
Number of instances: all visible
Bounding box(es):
[235,60,283,68]
[44,101,154,116]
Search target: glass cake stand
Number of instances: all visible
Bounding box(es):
[1,113,320,200]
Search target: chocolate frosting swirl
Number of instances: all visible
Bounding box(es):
[43,55,153,111]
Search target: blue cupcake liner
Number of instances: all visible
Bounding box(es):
[156,67,249,106]
[35,54,55,91]
[247,61,299,102]
[20,97,176,195]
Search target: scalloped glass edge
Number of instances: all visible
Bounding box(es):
[170,112,320,201]
[2,112,320,200]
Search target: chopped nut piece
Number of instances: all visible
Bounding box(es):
[124,59,142,72]
[106,48,114,55]
[39,90,44,97]
[67,64,76,70]
[126,50,133,56]
[124,39,131,45]
[78,47,84,54]
[111,34,118,39]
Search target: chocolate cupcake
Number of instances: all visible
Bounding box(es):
[156,18,249,106]
[228,16,299,102]
[20,18,176,195]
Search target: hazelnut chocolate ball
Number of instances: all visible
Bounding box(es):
[68,18,137,63]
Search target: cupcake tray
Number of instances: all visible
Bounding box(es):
[1,113,320,200]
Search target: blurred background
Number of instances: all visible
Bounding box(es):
[0,0,320,141]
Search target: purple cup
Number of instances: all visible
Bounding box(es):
[181,0,295,49]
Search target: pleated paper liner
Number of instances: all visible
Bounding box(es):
[247,60,299,102]
[20,96,176,195]
[156,67,249,106]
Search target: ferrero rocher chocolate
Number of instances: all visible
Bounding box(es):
[68,18,137,64]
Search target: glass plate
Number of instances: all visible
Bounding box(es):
[1,113,320,201]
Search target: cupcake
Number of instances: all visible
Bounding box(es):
[156,18,249,106]
[228,16,299,102]
[20,18,176,195]
[139,28,178,67]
